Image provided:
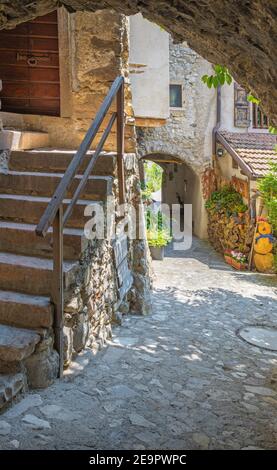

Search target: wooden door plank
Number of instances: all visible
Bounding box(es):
[31,11,58,24]
[0,66,60,82]
[0,50,60,67]
[0,10,60,116]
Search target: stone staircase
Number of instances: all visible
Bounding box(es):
[0,148,116,411]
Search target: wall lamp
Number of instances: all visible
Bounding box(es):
[216,146,225,158]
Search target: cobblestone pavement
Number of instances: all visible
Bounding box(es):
[1,238,277,450]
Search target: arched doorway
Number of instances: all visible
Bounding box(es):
[140,153,208,239]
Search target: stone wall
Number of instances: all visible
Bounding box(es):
[137,40,216,238]
[137,40,216,173]
[0,8,152,393]
[0,147,152,398]
[0,9,136,153]
[124,155,152,317]
[60,153,151,372]
[63,239,117,366]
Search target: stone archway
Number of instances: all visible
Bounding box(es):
[140,153,208,239]
[0,1,275,125]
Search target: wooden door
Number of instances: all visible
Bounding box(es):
[0,11,60,116]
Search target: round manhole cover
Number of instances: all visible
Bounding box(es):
[238,326,277,351]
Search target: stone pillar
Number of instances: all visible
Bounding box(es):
[129,239,152,315]
[123,154,153,315]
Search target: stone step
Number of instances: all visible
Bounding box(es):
[0,194,99,229]
[0,221,88,260]
[0,171,113,200]
[0,324,40,362]
[9,149,117,176]
[0,252,77,296]
[0,130,49,151]
[0,372,26,412]
[0,290,53,329]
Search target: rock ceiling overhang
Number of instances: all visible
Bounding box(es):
[0,1,276,125]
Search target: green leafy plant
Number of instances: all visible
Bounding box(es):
[146,208,172,247]
[247,93,260,104]
[141,162,163,203]
[201,65,232,89]
[269,126,277,135]
[258,162,277,234]
[205,185,247,216]
[144,162,163,193]
[140,181,153,203]
[234,202,248,214]
[147,229,172,247]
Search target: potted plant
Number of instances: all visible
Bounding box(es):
[230,250,248,270]
[146,209,172,260]
[224,249,233,265]
[147,229,172,260]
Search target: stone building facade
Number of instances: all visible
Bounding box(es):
[137,39,216,238]
[0,10,136,152]
[0,8,156,408]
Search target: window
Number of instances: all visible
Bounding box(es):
[252,103,268,129]
[170,84,182,108]
[234,83,250,128]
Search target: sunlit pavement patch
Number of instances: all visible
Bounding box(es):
[238,326,277,351]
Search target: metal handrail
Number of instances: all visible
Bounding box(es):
[35,76,125,377]
[36,76,125,237]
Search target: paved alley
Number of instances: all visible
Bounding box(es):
[0,238,277,450]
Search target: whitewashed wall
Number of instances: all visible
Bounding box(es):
[129,14,170,120]
[220,83,267,133]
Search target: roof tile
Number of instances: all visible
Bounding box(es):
[218,131,277,178]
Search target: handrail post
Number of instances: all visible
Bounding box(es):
[52,204,64,378]
[117,80,125,205]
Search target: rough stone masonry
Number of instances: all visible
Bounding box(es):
[0,1,276,125]
[138,39,215,172]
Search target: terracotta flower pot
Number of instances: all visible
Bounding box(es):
[231,259,247,270]
[224,255,233,266]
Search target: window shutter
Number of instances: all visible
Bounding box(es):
[234,83,250,128]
